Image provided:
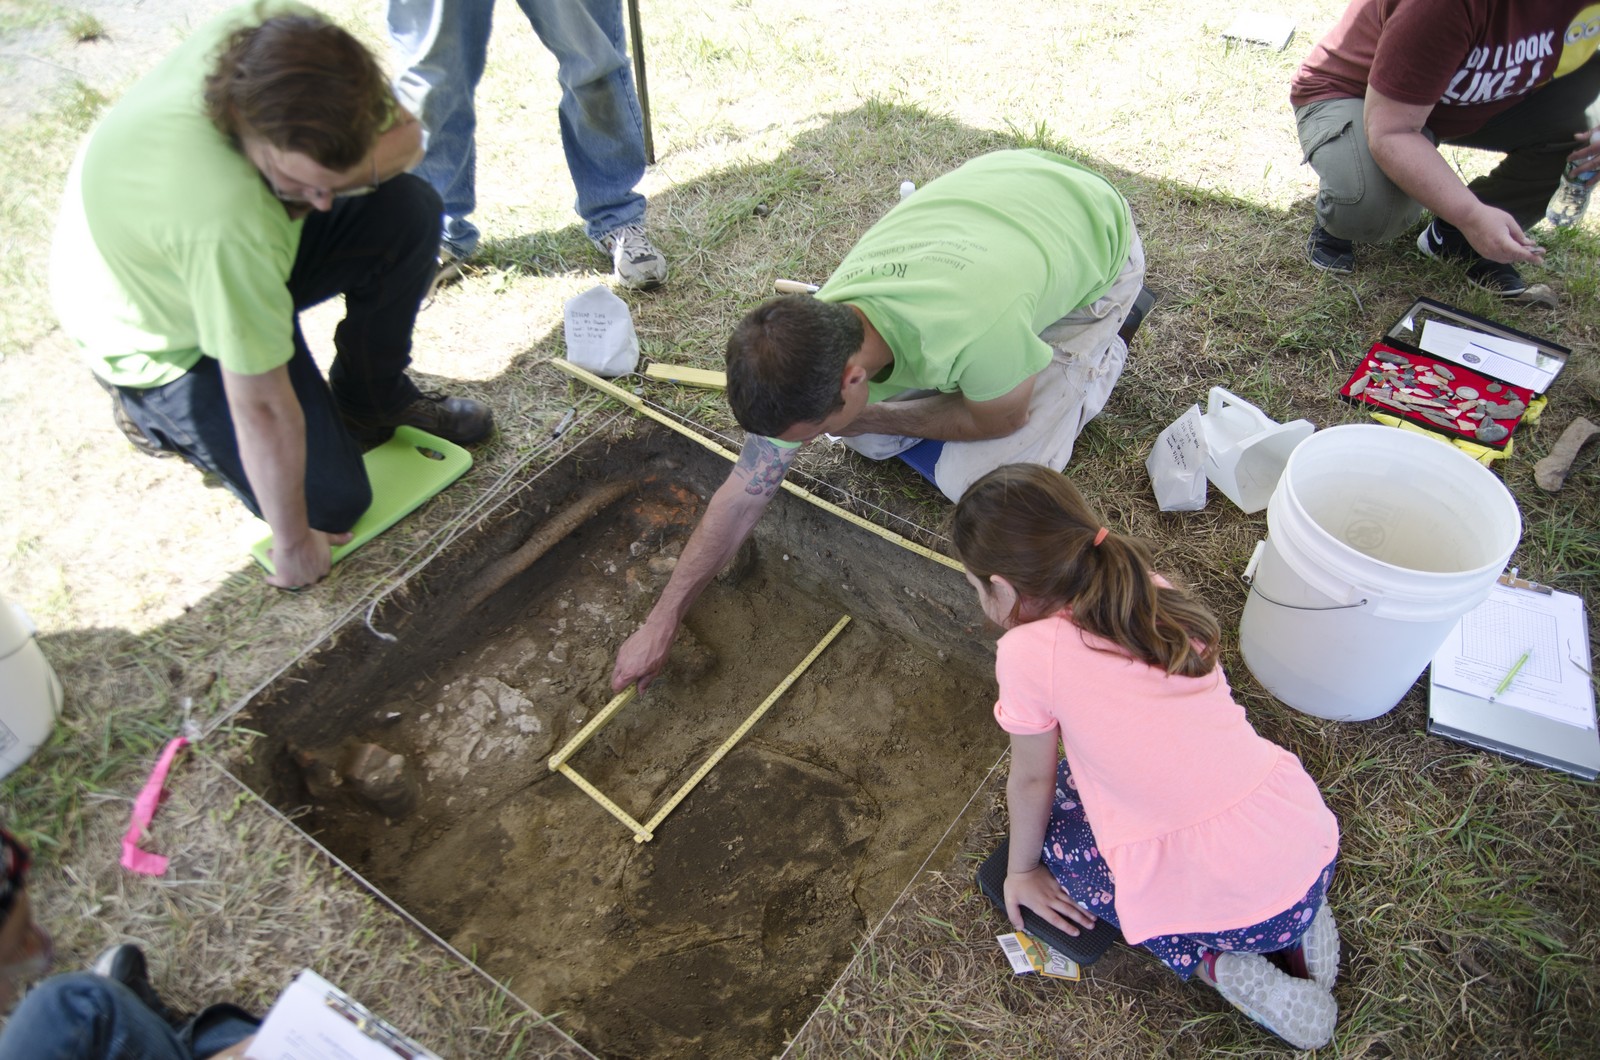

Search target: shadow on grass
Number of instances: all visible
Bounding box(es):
[10,98,1600,1057]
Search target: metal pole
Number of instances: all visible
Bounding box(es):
[625,0,656,164]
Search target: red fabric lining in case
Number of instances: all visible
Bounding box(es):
[1338,341,1533,450]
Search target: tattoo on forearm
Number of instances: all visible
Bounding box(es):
[737,438,791,497]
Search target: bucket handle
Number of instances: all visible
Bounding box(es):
[1241,541,1369,612]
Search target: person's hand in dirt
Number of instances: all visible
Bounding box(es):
[611,436,800,691]
[611,618,676,691]
[267,530,354,591]
[1003,864,1097,937]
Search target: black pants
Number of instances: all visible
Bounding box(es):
[115,174,442,532]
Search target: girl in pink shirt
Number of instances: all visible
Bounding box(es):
[950,464,1343,1050]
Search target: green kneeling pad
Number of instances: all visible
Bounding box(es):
[250,425,472,575]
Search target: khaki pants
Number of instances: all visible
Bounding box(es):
[845,223,1145,502]
[1295,56,1600,242]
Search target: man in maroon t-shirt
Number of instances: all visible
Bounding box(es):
[1291,0,1600,299]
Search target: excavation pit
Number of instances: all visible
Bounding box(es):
[232,422,1003,1058]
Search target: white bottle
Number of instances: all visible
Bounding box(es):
[1546,131,1600,227]
[0,594,63,781]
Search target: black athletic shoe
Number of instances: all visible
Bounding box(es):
[1118,285,1157,345]
[1306,224,1355,273]
[341,391,495,447]
[93,376,173,458]
[93,944,183,1026]
[1416,219,1529,297]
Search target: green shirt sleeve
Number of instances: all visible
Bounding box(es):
[185,234,298,376]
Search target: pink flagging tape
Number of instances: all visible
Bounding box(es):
[120,737,190,875]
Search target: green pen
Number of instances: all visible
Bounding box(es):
[1489,648,1532,702]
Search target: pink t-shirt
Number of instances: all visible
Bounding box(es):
[993,612,1339,945]
[1290,0,1599,139]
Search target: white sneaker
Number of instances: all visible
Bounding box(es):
[596,223,667,290]
[1204,951,1337,1050]
[1297,903,1341,989]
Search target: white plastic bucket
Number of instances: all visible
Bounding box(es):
[1201,388,1315,514]
[0,594,63,780]
[1239,425,1520,721]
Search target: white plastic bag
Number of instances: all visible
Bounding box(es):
[1146,404,1208,511]
[563,285,639,377]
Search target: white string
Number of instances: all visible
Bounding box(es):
[778,745,1011,1057]
[201,756,596,1057]
[204,401,627,737]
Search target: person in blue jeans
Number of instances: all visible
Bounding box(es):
[388,0,668,289]
[2,826,254,1059]
[0,960,258,1060]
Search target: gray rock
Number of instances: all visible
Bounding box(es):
[341,742,419,818]
[1475,420,1511,444]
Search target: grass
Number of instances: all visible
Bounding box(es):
[2,0,1599,1055]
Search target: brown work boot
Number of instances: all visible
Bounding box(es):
[342,391,494,447]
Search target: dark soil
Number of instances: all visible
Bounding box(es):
[232,423,1006,1058]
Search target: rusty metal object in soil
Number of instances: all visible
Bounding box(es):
[460,476,641,614]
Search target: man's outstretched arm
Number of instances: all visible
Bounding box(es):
[610,435,800,691]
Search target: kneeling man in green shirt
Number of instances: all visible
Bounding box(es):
[50,2,493,592]
[611,148,1145,690]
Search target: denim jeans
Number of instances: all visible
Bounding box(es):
[0,973,257,1060]
[388,0,649,255]
[112,174,442,531]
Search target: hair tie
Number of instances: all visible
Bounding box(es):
[1092,527,1109,547]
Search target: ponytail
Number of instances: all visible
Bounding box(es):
[949,464,1219,678]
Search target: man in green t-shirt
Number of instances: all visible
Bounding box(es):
[50,3,492,591]
[610,149,1146,691]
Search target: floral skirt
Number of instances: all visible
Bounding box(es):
[1040,758,1336,981]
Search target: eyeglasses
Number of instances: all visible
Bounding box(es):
[270,180,378,205]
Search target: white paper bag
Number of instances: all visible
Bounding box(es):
[563,285,639,377]
[1146,404,1208,511]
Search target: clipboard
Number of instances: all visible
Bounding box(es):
[1427,575,1599,780]
[249,968,442,1059]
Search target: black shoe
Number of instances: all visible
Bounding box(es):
[94,377,173,458]
[1118,285,1157,345]
[1306,224,1355,273]
[1416,219,1528,297]
[342,391,495,447]
[93,944,183,1026]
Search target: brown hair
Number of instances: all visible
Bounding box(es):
[203,10,391,171]
[726,295,862,436]
[949,463,1220,677]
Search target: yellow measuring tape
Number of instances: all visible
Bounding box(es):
[548,685,637,772]
[551,359,964,572]
[549,615,852,842]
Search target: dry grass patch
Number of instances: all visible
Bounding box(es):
[3,0,1598,1055]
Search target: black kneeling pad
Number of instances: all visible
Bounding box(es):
[975,837,1122,966]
